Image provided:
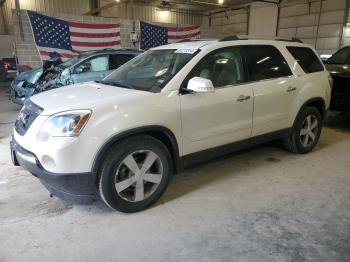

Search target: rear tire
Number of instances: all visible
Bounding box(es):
[98,135,172,213]
[283,106,322,154]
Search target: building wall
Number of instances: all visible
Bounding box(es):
[99,1,202,25]
[2,0,90,34]
[12,9,213,68]
[343,3,350,47]
[278,0,348,55]
[200,8,248,38]
[0,35,14,58]
[12,9,139,68]
[249,2,278,36]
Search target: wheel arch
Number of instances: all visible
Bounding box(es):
[91,125,181,183]
[293,97,326,127]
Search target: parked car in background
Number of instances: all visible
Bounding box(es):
[324,46,350,113]
[10,49,141,105]
[1,58,17,80]
[11,38,331,212]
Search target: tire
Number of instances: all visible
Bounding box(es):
[283,106,322,154]
[98,135,173,212]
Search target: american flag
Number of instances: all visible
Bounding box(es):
[140,21,200,50]
[27,11,121,61]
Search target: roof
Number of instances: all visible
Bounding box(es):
[82,49,142,56]
[153,40,217,50]
[152,37,311,51]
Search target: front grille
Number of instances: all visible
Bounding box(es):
[15,100,43,136]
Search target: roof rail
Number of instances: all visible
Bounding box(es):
[219,35,243,41]
[219,35,303,43]
[276,37,303,43]
[176,38,217,43]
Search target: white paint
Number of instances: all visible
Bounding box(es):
[14,39,331,174]
[0,179,9,185]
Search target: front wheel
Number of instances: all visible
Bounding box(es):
[98,136,172,212]
[283,106,322,154]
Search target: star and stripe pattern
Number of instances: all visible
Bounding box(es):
[27,11,121,61]
[140,21,200,50]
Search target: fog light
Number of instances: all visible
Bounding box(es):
[41,155,56,170]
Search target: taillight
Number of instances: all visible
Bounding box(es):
[328,75,333,89]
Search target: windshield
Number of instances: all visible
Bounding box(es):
[327,47,350,65]
[102,49,198,92]
[57,54,90,69]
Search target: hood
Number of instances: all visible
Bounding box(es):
[30,82,151,115]
[325,64,350,77]
[16,67,43,83]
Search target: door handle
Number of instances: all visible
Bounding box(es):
[237,95,251,102]
[286,86,297,92]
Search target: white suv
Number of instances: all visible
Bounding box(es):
[11,38,332,212]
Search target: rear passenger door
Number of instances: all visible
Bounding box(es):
[242,45,298,136]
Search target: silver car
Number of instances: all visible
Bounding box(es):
[11,49,141,105]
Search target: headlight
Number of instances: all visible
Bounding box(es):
[37,110,91,141]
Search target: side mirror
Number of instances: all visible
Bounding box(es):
[74,66,84,74]
[187,77,214,93]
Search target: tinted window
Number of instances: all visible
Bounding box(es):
[243,45,292,81]
[183,47,245,88]
[110,54,135,70]
[326,46,350,65]
[287,47,324,73]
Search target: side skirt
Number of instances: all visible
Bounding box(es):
[178,128,292,170]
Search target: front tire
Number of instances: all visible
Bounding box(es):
[283,106,322,154]
[98,136,172,212]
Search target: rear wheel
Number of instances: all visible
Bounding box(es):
[98,136,172,212]
[283,106,322,154]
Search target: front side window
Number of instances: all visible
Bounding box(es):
[75,56,109,74]
[103,49,197,92]
[326,46,350,65]
[57,54,89,69]
[183,47,245,88]
[287,46,324,73]
[243,45,292,81]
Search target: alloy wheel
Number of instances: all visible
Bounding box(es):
[114,150,163,202]
[299,115,318,147]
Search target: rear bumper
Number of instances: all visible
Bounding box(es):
[10,138,99,204]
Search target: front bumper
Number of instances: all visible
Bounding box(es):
[10,138,99,204]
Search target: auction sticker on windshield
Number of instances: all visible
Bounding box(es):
[175,49,198,54]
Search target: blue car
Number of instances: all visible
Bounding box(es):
[10,49,141,105]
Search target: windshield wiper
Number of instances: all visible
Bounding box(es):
[95,80,136,90]
[110,81,136,89]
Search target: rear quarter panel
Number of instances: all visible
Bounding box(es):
[277,43,331,126]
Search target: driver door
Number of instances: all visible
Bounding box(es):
[71,55,110,84]
[180,46,253,155]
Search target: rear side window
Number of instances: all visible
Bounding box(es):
[287,47,324,73]
[110,54,136,70]
[243,45,292,81]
